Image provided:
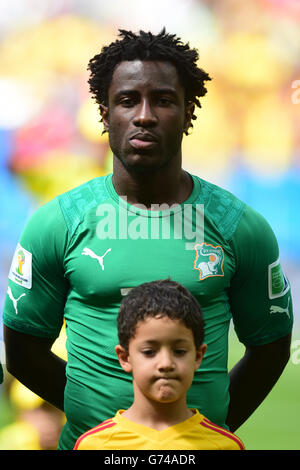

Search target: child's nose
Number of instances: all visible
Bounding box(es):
[158,350,175,371]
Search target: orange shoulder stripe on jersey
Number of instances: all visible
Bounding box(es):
[200,418,245,450]
[73,419,116,450]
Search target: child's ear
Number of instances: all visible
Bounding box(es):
[115,345,132,373]
[194,344,207,371]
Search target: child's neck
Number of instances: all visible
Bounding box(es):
[122,396,194,431]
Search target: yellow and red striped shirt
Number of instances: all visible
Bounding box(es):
[74,409,245,450]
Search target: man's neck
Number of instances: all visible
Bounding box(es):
[112,157,193,209]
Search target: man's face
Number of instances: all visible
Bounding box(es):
[101,60,192,173]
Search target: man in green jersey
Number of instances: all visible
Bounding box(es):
[3,29,293,450]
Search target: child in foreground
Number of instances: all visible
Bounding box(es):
[74,279,245,450]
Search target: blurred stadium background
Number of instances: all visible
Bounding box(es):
[0,0,299,450]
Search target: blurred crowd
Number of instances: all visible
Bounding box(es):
[0,0,299,449]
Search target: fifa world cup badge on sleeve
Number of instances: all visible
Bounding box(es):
[8,243,32,289]
[268,258,289,299]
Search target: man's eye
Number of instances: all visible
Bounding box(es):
[120,98,135,107]
[158,97,172,106]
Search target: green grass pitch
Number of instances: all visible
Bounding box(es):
[228,326,300,450]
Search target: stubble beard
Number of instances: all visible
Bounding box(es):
[111,138,183,176]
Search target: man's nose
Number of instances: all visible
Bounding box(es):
[133,99,157,127]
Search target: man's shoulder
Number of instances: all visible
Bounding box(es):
[194,175,274,244]
[56,175,110,236]
[57,174,109,205]
[192,174,246,241]
[21,176,109,236]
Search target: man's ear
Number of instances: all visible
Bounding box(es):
[99,104,109,132]
[115,345,132,373]
[184,103,195,135]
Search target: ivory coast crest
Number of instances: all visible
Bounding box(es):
[194,243,225,280]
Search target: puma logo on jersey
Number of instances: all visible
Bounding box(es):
[270,298,291,319]
[7,286,26,314]
[81,247,111,271]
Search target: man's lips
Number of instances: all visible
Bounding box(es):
[129,133,158,150]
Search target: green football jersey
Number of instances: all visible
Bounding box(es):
[3,173,293,450]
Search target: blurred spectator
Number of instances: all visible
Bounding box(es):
[0,377,64,450]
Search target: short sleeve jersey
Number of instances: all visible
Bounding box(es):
[3,173,293,450]
[74,409,245,450]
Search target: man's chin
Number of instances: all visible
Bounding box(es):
[115,152,175,175]
[116,154,163,174]
[127,164,161,175]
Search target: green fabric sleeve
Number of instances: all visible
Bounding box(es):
[228,205,293,347]
[3,198,69,338]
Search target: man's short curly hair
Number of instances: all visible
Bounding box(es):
[88,28,211,133]
[117,279,205,351]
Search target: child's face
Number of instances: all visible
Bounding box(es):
[116,315,206,405]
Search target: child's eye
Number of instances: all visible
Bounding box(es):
[142,349,155,357]
[174,349,187,356]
